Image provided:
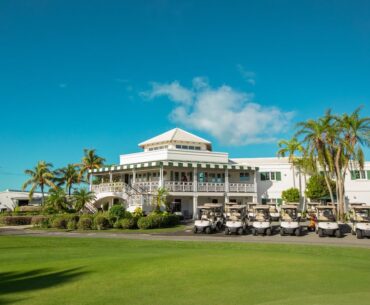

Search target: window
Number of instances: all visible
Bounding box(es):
[175,145,201,151]
[260,171,281,181]
[189,146,195,150]
[181,145,188,149]
[240,172,250,182]
[351,170,369,180]
[195,146,201,150]
[176,145,182,149]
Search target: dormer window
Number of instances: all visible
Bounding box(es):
[175,145,201,151]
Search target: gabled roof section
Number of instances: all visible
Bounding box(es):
[139,128,212,149]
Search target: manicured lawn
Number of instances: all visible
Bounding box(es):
[0,236,369,305]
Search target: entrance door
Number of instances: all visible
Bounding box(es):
[124,174,129,184]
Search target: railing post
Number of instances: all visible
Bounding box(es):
[193,167,197,193]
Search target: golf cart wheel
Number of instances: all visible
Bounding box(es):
[356,229,363,239]
[280,228,284,236]
[252,228,256,236]
[295,228,301,237]
[318,229,324,237]
[335,229,342,238]
[193,227,197,234]
[224,228,229,235]
[237,228,244,235]
[266,228,272,236]
[205,227,211,234]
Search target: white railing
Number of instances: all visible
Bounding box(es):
[134,181,160,192]
[229,182,255,193]
[165,181,194,192]
[91,182,125,193]
[197,182,226,192]
[92,181,255,194]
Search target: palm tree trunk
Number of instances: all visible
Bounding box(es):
[292,165,296,188]
[323,172,335,204]
[41,184,45,205]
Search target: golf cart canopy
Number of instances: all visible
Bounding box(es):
[228,205,246,210]
[254,205,270,210]
[353,205,370,210]
[317,205,336,210]
[204,203,223,208]
[281,205,299,210]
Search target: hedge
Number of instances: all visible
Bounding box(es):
[31,216,50,228]
[137,213,179,229]
[0,216,33,226]
[78,217,93,230]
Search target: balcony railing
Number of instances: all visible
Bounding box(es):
[92,181,255,194]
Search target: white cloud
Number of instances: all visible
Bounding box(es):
[143,78,294,145]
[237,64,256,86]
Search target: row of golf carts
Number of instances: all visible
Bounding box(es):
[193,202,370,239]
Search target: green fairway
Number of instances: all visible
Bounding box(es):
[0,236,369,305]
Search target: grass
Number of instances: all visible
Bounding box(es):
[29,224,187,234]
[0,236,369,305]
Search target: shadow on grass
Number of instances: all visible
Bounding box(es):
[0,267,88,305]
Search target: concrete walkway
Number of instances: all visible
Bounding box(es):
[1,226,369,249]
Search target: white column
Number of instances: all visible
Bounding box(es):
[109,172,113,183]
[132,169,136,184]
[89,173,93,191]
[193,167,197,192]
[159,165,164,188]
[193,195,198,220]
[224,168,229,203]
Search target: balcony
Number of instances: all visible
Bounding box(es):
[93,181,255,194]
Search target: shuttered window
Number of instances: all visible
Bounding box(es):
[260,171,281,181]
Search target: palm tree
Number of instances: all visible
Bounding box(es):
[22,161,57,204]
[277,137,303,188]
[295,115,336,205]
[45,188,68,212]
[78,149,106,185]
[72,188,96,211]
[152,187,169,212]
[332,107,370,219]
[55,164,80,196]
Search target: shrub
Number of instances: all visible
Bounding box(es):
[120,218,137,229]
[137,216,151,229]
[305,174,336,200]
[78,217,93,230]
[31,216,50,228]
[51,216,68,229]
[109,205,125,220]
[281,187,300,203]
[67,219,78,230]
[137,213,179,229]
[133,207,144,218]
[0,216,32,226]
[94,214,110,230]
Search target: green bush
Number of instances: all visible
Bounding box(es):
[109,205,125,220]
[137,213,179,229]
[51,216,68,229]
[78,217,93,230]
[94,214,110,230]
[305,174,336,200]
[120,218,137,229]
[0,216,33,226]
[133,207,144,218]
[31,216,50,228]
[281,188,300,203]
[67,219,78,230]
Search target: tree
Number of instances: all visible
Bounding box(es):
[45,188,68,212]
[305,174,336,201]
[55,164,80,196]
[78,149,106,185]
[152,187,169,212]
[281,188,300,203]
[277,137,303,188]
[22,161,57,204]
[72,188,96,211]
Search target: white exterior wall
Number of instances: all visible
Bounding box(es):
[0,190,43,211]
[120,149,229,165]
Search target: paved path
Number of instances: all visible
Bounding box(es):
[1,226,369,249]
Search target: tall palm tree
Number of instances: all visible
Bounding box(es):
[22,161,57,204]
[332,107,370,219]
[295,115,336,204]
[55,164,80,196]
[72,188,96,211]
[277,137,303,188]
[78,149,106,185]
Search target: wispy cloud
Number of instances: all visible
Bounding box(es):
[237,64,256,86]
[141,78,294,145]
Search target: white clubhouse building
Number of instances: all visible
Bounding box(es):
[87,128,370,218]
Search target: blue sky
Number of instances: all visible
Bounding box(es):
[1,0,370,190]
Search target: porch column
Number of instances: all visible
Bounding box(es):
[193,167,197,192]
[253,169,258,193]
[224,167,229,203]
[109,172,113,183]
[89,173,93,191]
[159,165,164,188]
[132,169,136,184]
[193,195,198,220]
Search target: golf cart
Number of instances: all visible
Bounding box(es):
[349,205,370,239]
[279,205,302,236]
[306,202,319,232]
[315,205,342,238]
[250,205,273,236]
[193,203,224,234]
[267,202,280,221]
[246,202,257,220]
[224,204,247,235]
